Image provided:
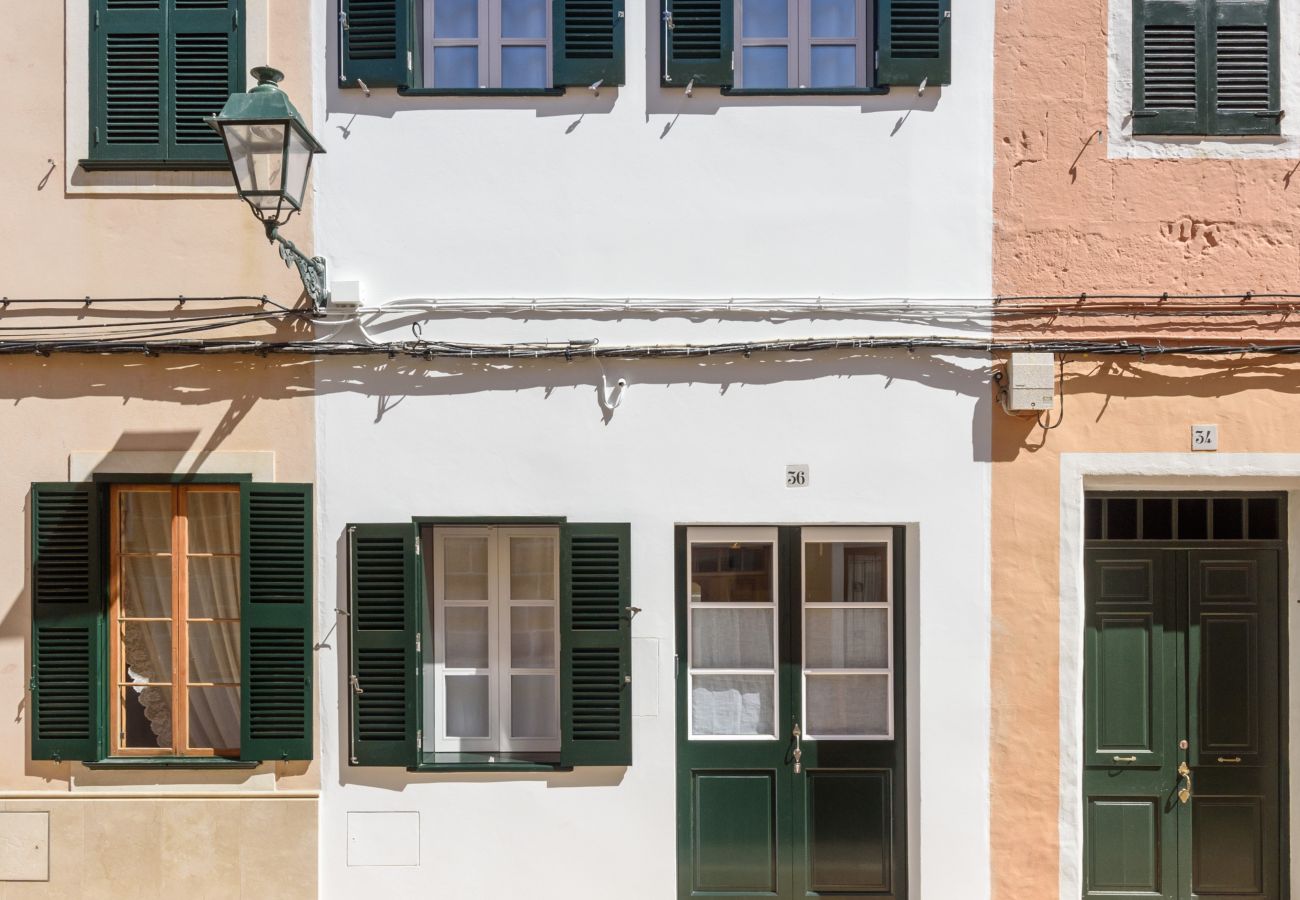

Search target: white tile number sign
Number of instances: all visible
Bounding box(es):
[1191,425,1218,451]
[786,464,809,488]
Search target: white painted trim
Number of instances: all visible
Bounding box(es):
[1057,453,1300,899]
[68,450,275,482]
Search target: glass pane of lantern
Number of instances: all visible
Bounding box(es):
[282,128,312,209]
[222,122,287,197]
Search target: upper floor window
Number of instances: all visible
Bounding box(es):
[84,0,246,170]
[425,0,553,89]
[735,0,869,90]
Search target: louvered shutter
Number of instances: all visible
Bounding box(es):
[239,483,313,761]
[1210,0,1279,135]
[1132,0,1204,134]
[877,0,951,86]
[553,0,626,86]
[348,524,420,766]
[92,0,167,161]
[30,484,103,763]
[661,0,733,87]
[560,524,632,767]
[341,0,414,88]
[167,0,244,162]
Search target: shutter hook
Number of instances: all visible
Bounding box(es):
[589,78,604,97]
[685,78,695,97]
[625,605,642,619]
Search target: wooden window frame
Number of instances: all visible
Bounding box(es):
[733,0,871,89]
[423,0,554,89]
[108,484,241,758]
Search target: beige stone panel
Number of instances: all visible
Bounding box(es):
[238,800,317,900]
[0,811,49,881]
[1,802,85,900]
[82,801,163,900]
[158,802,243,900]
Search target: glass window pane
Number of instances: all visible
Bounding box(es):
[511,674,558,738]
[434,46,479,89]
[444,536,489,601]
[445,606,490,668]
[186,491,238,554]
[122,556,172,618]
[188,622,240,683]
[806,674,889,737]
[502,0,547,38]
[810,45,856,88]
[121,491,172,553]
[501,46,548,89]
[811,0,855,37]
[742,46,788,89]
[691,543,774,603]
[692,674,775,736]
[511,606,555,668]
[445,675,490,737]
[123,621,172,682]
[806,608,888,669]
[434,0,478,37]
[692,608,775,669]
[188,556,240,619]
[805,543,887,603]
[509,535,556,601]
[123,685,173,748]
[188,685,240,750]
[743,0,788,37]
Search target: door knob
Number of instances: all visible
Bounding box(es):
[1177,761,1192,804]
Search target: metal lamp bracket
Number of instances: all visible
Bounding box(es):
[266,222,329,310]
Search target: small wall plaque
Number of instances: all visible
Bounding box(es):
[1191,425,1218,451]
[785,464,809,488]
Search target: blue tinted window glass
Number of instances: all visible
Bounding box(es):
[743,0,788,37]
[810,45,855,87]
[502,0,547,38]
[434,0,478,37]
[501,45,548,88]
[434,46,479,87]
[811,0,855,37]
[742,45,788,88]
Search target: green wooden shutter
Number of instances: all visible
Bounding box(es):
[1209,0,1279,135]
[240,483,314,761]
[877,0,951,86]
[553,0,626,86]
[661,0,733,87]
[1132,0,1204,135]
[167,0,244,162]
[30,484,103,763]
[560,523,632,767]
[91,0,167,162]
[348,524,420,766]
[341,0,413,88]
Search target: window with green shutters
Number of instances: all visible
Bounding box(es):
[1132,0,1280,136]
[347,520,632,769]
[86,0,246,169]
[28,480,313,763]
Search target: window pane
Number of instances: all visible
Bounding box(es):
[123,685,173,748]
[810,45,856,88]
[188,686,240,750]
[742,0,788,37]
[805,543,887,603]
[121,491,171,553]
[434,0,478,37]
[811,0,855,37]
[691,543,774,603]
[123,621,172,682]
[511,674,558,738]
[186,491,238,554]
[806,674,889,737]
[806,608,888,669]
[122,556,172,618]
[444,606,490,668]
[188,556,240,619]
[434,47,479,89]
[501,46,548,89]
[445,675,490,737]
[692,674,775,736]
[692,608,775,669]
[444,535,489,601]
[742,46,788,89]
[502,0,546,38]
[511,606,555,668]
[188,622,240,683]
[509,535,556,601]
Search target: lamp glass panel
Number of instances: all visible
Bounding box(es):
[283,128,313,208]
[222,122,288,198]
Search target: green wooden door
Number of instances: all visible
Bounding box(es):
[1083,546,1283,900]
[677,527,907,900]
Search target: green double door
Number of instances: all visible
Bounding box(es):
[1084,546,1284,899]
[675,526,907,900]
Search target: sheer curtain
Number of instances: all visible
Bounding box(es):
[185,492,241,751]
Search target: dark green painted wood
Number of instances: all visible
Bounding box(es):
[876,0,951,86]
[239,483,313,761]
[30,483,103,762]
[1209,0,1279,136]
[348,523,419,766]
[553,0,626,86]
[341,0,413,88]
[560,523,632,767]
[661,0,733,87]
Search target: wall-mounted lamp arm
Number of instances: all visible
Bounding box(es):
[266,222,329,309]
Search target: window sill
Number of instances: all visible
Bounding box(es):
[397,87,567,97]
[78,159,230,173]
[408,752,571,773]
[83,758,260,770]
[719,86,890,96]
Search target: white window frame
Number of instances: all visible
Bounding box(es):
[734,0,871,89]
[423,0,554,89]
[431,526,561,754]
[686,526,781,742]
[800,526,894,741]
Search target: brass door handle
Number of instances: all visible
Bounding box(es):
[1177,761,1192,804]
[792,723,803,775]
[1217,756,1242,764]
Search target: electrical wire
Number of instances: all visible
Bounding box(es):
[0,294,299,312]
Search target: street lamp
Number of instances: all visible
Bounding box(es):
[208,66,329,308]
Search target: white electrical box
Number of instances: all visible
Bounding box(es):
[326,280,362,313]
[1007,352,1055,411]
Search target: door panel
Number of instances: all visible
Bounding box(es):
[1086,797,1164,893]
[692,771,781,893]
[804,770,891,893]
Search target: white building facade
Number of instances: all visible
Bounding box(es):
[311,0,994,893]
